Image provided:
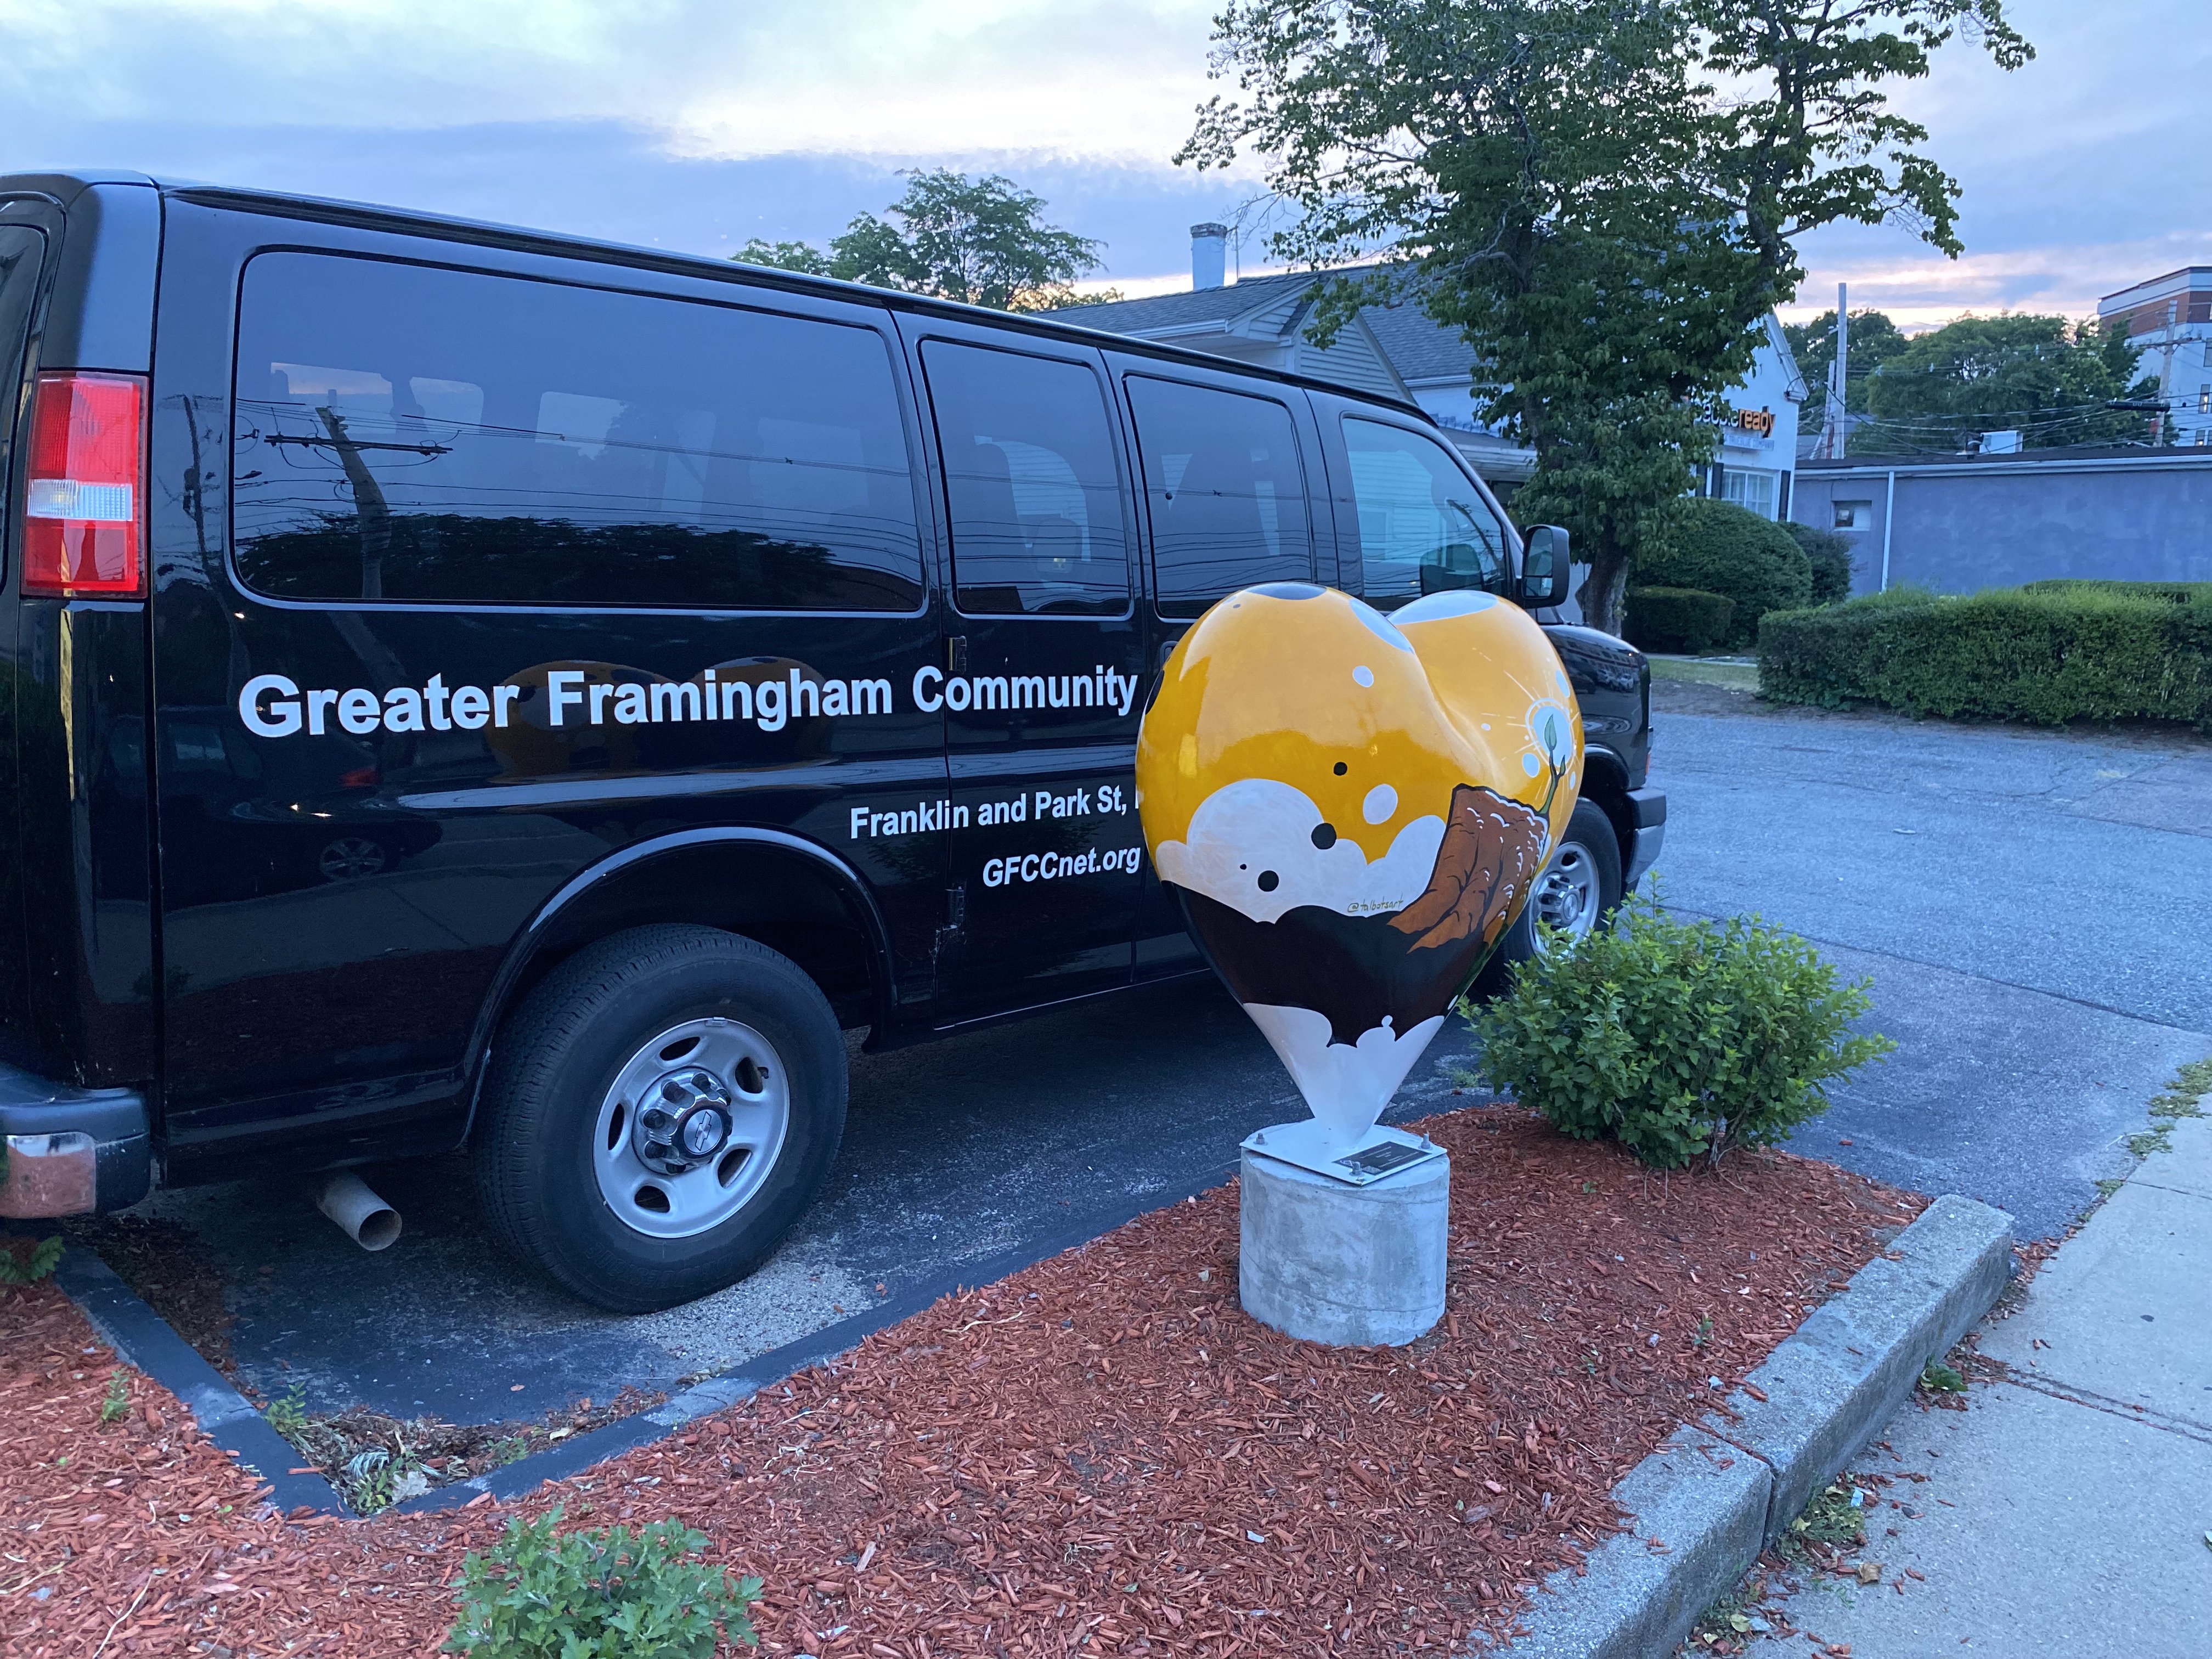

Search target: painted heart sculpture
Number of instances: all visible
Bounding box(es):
[1136,583,1584,1151]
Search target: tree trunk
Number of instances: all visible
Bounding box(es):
[1577,548,1631,637]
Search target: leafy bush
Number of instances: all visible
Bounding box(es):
[1633,499,1814,646]
[1624,585,1736,653]
[1469,895,1893,1170]
[0,1233,65,1284]
[444,1509,761,1658]
[2021,578,2212,605]
[1759,584,2212,729]
[1783,522,1858,606]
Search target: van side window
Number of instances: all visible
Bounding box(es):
[231,254,925,611]
[920,342,1129,617]
[1127,376,1312,617]
[1343,417,1509,609]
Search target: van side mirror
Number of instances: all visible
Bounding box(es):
[1517,525,1570,607]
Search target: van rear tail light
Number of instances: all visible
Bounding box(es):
[22,371,146,597]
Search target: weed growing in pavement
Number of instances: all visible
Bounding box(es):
[266,1382,309,1440]
[1920,1358,1968,1393]
[1686,1582,1765,1652]
[98,1369,131,1425]
[0,1233,64,1284]
[1469,890,1894,1170]
[443,1506,761,1657]
[2129,1059,2212,1158]
[1779,1479,1867,1565]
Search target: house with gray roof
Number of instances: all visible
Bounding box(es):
[1053,223,1807,518]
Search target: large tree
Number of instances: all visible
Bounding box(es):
[737,170,1114,313]
[1180,0,2031,634]
[1857,313,2153,451]
[1784,308,1911,415]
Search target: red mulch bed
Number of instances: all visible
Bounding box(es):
[1,1106,1922,1657]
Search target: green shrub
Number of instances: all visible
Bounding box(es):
[1633,499,1814,646]
[1468,895,1893,1170]
[0,1233,64,1284]
[1783,522,1858,606]
[2021,578,2212,605]
[1759,584,2212,729]
[1624,585,1736,653]
[444,1509,761,1658]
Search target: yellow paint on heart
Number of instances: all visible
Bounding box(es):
[1136,586,1582,866]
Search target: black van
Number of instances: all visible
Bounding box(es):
[0,172,1662,1310]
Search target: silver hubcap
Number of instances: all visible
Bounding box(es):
[592,1018,790,1239]
[1531,841,1600,952]
[318,837,387,880]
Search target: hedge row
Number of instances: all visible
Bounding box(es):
[1625,585,1735,654]
[1635,499,1812,648]
[1758,584,2212,729]
[2022,578,2212,605]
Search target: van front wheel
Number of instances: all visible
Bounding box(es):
[474,926,847,1313]
[1471,799,1626,997]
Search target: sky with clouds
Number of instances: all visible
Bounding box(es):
[1,0,2204,326]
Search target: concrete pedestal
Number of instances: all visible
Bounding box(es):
[1239,1144,1449,1347]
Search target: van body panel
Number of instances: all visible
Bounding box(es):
[0,210,52,1072]
[12,179,160,373]
[895,313,1149,1018]
[0,189,160,1094]
[147,201,949,1180]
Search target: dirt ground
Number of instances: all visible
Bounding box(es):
[2,1105,1921,1657]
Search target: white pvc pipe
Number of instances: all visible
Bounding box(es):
[317,1172,402,1251]
[1880,468,1897,592]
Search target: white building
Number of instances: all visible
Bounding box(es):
[1059,223,1807,517]
[2097,266,2212,447]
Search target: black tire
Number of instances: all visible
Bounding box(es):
[473,924,847,1312]
[1470,798,1626,998]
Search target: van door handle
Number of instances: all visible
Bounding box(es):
[946,635,969,674]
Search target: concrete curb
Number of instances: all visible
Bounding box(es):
[47,1244,345,1517]
[1500,1194,2015,1658]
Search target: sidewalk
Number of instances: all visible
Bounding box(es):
[1745,1098,2212,1658]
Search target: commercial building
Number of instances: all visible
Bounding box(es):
[2097,266,2212,447]
[1792,445,2212,596]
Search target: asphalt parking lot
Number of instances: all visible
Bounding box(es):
[130,681,2212,1430]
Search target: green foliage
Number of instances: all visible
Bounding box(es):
[1625,585,1736,654]
[1783,308,1910,414]
[266,1383,308,1441]
[1469,894,1894,1170]
[0,1233,65,1284]
[99,1369,132,1425]
[732,170,1106,312]
[1783,521,1858,605]
[444,1508,760,1659]
[2022,578,2212,605]
[1920,1359,1968,1393]
[1179,0,2032,631]
[1858,313,2154,453]
[1635,499,1813,645]
[1786,1480,1869,1557]
[1758,584,2212,729]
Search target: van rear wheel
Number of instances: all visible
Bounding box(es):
[474,925,846,1312]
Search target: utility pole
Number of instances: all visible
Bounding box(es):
[1824,283,1849,460]
[2154,298,2180,446]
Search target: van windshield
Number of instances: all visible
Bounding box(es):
[230,253,926,612]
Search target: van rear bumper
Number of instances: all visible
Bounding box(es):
[0,1068,150,1217]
